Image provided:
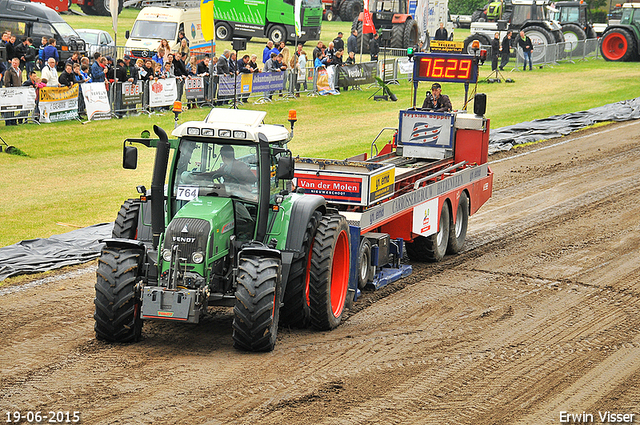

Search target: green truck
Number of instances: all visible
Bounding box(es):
[214,0,322,44]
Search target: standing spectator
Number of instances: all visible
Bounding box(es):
[295,43,303,58]
[80,64,92,83]
[237,54,253,102]
[326,41,336,60]
[434,22,448,41]
[164,52,176,75]
[43,38,59,63]
[4,34,16,65]
[186,56,198,76]
[159,39,171,53]
[41,57,59,87]
[4,58,22,125]
[90,55,107,82]
[73,63,87,116]
[491,32,500,71]
[279,41,290,66]
[152,47,165,67]
[312,41,323,61]
[140,59,154,81]
[295,50,308,93]
[229,52,238,74]
[500,31,513,70]
[65,51,80,67]
[369,33,380,61]
[58,62,75,87]
[178,38,190,61]
[345,51,356,65]
[197,55,212,101]
[177,31,189,47]
[518,30,533,70]
[161,62,174,78]
[37,36,48,70]
[347,29,358,55]
[263,41,278,64]
[333,32,344,51]
[173,52,188,77]
[122,55,138,83]
[217,50,231,76]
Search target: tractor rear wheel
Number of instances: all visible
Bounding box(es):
[80,3,97,14]
[521,25,555,63]
[309,214,351,330]
[562,23,586,57]
[94,248,143,342]
[463,34,491,55]
[325,9,335,21]
[339,0,362,22]
[280,210,322,328]
[232,256,282,352]
[352,18,370,53]
[391,23,404,48]
[403,19,419,49]
[112,199,140,239]
[406,201,450,262]
[447,192,468,254]
[601,28,637,61]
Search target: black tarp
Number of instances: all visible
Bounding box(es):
[0,223,112,281]
[1,97,639,282]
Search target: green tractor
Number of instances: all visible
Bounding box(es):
[94,109,351,352]
[600,3,640,61]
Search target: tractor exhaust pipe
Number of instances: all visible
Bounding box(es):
[256,133,271,243]
[151,125,170,250]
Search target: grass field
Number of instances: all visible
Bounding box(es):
[0,11,638,248]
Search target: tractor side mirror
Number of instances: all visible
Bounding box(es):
[125,30,130,39]
[123,145,138,169]
[276,155,295,180]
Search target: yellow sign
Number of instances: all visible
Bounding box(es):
[429,40,464,53]
[200,0,214,41]
[39,85,79,102]
[370,168,395,203]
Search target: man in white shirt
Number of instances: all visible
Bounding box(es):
[41,57,59,87]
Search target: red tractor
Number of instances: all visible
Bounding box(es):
[351,0,419,52]
[33,0,123,16]
[323,0,364,22]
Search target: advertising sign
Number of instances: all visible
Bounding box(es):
[185,76,205,99]
[0,87,36,113]
[337,62,377,87]
[148,78,178,107]
[39,86,79,123]
[121,81,143,105]
[251,72,286,93]
[82,82,111,121]
[294,172,365,205]
[412,198,439,236]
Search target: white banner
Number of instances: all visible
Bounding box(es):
[82,82,111,121]
[148,78,178,107]
[39,86,79,123]
[0,87,36,113]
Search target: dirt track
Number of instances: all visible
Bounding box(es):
[2,120,640,425]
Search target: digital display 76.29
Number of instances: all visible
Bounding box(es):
[414,54,478,84]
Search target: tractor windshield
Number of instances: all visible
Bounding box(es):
[172,139,259,207]
[511,5,547,25]
[619,8,640,25]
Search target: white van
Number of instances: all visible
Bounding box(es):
[124,6,215,60]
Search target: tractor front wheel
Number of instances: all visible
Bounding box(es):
[232,256,282,352]
[112,199,140,239]
[309,214,351,330]
[94,248,143,342]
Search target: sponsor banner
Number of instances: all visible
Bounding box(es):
[0,87,36,113]
[251,72,286,93]
[412,198,439,236]
[396,57,414,75]
[185,76,205,99]
[82,82,111,121]
[429,40,464,53]
[39,85,79,123]
[148,78,178,107]
[369,167,395,203]
[337,62,377,87]
[218,73,254,96]
[295,172,365,204]
[121,81,143,105]
[399,110,454,148]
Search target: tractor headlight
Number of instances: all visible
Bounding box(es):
[162,248,172,262]
[192,251,204,264]
[219,129,231,138]
[233,130,247,139]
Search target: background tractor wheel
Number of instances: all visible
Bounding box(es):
[391,23,404,48]
[405,202,451,262]
[339,0,363,22]
[562,23,587,57]
[80,3,97,15]
[521,25,555,63]
[232,256,282,352]
[601,28,637,61]
[352,18,370,53]
[309,214,351,331]
[112,199,140,239]
[280,210,322,328]
[94,248,143,343]
[325,9,335,21]
[463,34,491,55]
[93,0,123,16]
[403,19,419,49]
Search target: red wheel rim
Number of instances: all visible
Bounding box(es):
[330,230,350,317]
[603,33,627,60]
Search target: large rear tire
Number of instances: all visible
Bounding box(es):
[447,193,468,254]
[80,3,97,15]
[94,248,143,343]
[280,210,322,328]
[339,0,363,23]
[352,18,370,53]
[561,23,586,57]
[232,256,282,352]
[309,214,351,331]
[403,19,419,49]
[405,201,450,262]
[93,0,123,16]
[112,199,140,239]
[520,25,554,63]
[600,28,637,61]
[391,23,404,48]
[463,34,491,55]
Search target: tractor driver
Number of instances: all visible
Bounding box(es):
[211,145,257,186]
[421,83,453,112]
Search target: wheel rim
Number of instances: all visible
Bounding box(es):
[563,31,579,52]
[437,216,445,245]
[359,245,369,283]
[603,33,627,60]
[272,29,284,44]
[526,30,550,63]
[455,203,464,238]
[104,0,111,12]
[330,230,350,317]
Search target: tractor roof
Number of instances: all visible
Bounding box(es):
[622,3,640,8]
[172,109,289,143]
